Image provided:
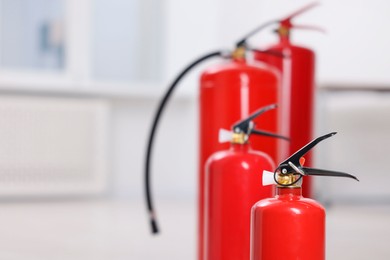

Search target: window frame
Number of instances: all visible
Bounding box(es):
[0,0,91,88]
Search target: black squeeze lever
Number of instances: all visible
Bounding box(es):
[230,104,289,141]
[233,104,277,134]
[276,132,359,181]
[219,104,289,144]
[252,129,289,141]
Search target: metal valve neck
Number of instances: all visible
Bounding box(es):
[231,46,246,60]
[275,172,302,188]
[231,132,247,144]
[276,186,302,198]
[278,26,290,38]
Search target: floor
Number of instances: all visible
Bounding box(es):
[0,199,388,259]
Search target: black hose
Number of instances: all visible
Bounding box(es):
[235,20,278,47]
[145,51,223,234]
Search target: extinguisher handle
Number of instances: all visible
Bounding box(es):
[251,129,290,141]
[291,24,326,33]
[236,3,322,49]
[233,104,277,134]
[274,132,359,185]
[235,20,278,48]
[301,167,359,181]
[280,132,337,171]
[281,2,320,23]
[221,104,287,144]
[277,2,325,36]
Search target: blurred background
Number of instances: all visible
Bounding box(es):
[0,0,389,259]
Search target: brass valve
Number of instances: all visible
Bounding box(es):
[231,46,246,60]
[231,132,247,144]
[276,173,301,187]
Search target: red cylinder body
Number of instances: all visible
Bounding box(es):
[250,186,325,260]
[204,143,274,260]
[199,57,280,260]
[255,36,315,198]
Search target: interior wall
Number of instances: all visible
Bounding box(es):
[314,89,390,204]
[110,95,198,200]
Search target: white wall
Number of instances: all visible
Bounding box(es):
[110,96,198,200]
[314,90,390,203]
[164,0,390,87]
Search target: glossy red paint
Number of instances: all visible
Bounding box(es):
[255,35,315,198]
[204,143,274,260]
[250,186,325,260]
[199,57,280,260]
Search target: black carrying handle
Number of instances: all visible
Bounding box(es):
[274,132,359,186]
[280,132,337,170]
[233,104,277,133]
[302,167,359,181]
[251,129,290,141]
[231,104,289,142]
[235,20,278,47]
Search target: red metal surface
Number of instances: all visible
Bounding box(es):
[250,187,325,260]
[199,57,280,260]
[255,36,315,198]
[204,143,274,260]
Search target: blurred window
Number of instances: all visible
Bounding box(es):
[0,0,163,85]
[0,0,65,70]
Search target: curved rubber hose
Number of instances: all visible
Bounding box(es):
[145,51,223,234]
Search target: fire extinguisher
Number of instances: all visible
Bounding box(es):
[250,132,358,260]
[197,44,284,260]
[144,21,282,245]
[204,104,288,260]
[255,2,324,198]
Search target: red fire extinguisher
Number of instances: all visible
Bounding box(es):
[144,22,282,250]
[204,104,288,260]
[198,45,284,259]
[250,132,358,260]
[255,2,324,198]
